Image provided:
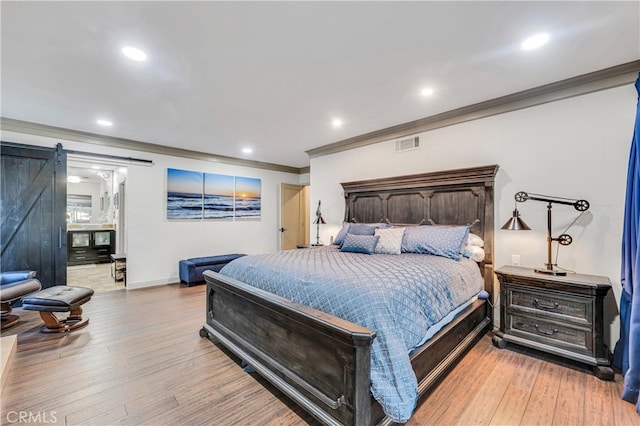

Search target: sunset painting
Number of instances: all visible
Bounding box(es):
[167,168,261,220]
[234,177,261,218]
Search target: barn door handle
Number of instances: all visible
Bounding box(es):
[59,227,63,248]
[279,227,286,232]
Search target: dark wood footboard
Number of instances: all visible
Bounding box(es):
[202,270,376,426]
[203,269,491,426]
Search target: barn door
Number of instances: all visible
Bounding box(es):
[1,142,67,288]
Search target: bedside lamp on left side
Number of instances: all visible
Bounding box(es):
[313,200,326,246]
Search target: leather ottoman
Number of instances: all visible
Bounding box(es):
[22,285,94,333]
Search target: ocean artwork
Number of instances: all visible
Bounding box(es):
[235,176,261,218]
[204,173,234,219]
[166,168,262,221]
[167,168,203,219]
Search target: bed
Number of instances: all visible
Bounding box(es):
[200,164,499,425]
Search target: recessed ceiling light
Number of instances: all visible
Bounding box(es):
[332,118,343,128]
[67,176,81,183]
[97,119,113,127]
[421,87,434,97]
[242,148,253,154]
[122,46,147,61]
[521,33,550,50]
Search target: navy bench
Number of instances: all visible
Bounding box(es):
[179,254,246,287]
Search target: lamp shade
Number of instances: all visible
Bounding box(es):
[501,209,531,231]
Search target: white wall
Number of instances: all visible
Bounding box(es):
[309,84,637,349]
[1,130,302,289]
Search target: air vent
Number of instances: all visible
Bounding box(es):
[394,136,421,152]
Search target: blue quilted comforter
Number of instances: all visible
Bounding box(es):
[220,246,483,422]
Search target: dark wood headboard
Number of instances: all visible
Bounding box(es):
[340,164,499,294]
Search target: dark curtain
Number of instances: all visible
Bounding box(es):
[613,72,640,415]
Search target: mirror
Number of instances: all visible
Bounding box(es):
[67,194,92,223]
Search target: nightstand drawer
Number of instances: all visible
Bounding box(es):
[509,314,593,355]
[508,285,592,325]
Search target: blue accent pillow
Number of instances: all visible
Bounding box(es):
[340,234,380,254]
[347,223,378,236]
[401,225,470,260]
[333,223,350,245]
[333,222,390,245]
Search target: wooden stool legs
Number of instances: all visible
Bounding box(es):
[0,301,19,330]
[38,306,89,333]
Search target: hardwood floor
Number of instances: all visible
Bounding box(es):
[67,263,124,293]
[1,284,637,426]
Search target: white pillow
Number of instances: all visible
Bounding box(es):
[467,233,484,248]
[462,245,486,262]
[374,227,406,255]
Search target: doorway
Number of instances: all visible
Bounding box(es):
[66,159,127,292]
[280,184,309,250]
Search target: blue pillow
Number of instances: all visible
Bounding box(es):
[333,223,350,245]
[347,223,378,236]
[333,222,389,245]
[340,234,380,254]
[401,225,470,260]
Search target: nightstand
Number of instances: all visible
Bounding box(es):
[493,265,613,380]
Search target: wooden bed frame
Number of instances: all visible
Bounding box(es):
[201,164,499,425]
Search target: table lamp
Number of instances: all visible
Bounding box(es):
[313,200,326,246]
[502,191,589,276]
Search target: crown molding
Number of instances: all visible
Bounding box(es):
[0,118,305,175]
[307,60,640,159]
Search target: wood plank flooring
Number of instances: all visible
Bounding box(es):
[67,263,124,293]
[1,284,638,425]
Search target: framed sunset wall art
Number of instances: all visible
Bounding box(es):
[167,168,203,219]
[167,168,261,221]
[234,177,261,219]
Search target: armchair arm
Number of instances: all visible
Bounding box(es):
[1,271,37,285]
[1,278,41,302]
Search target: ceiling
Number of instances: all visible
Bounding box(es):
[2,1,638,169]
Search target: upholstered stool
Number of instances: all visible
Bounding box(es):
[179,254,246,286]
[22,286,94,333]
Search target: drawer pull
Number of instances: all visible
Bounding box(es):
[534,298,559,310]
[534,324,558,336]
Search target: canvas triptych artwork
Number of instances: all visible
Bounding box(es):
[166,168,261,220]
